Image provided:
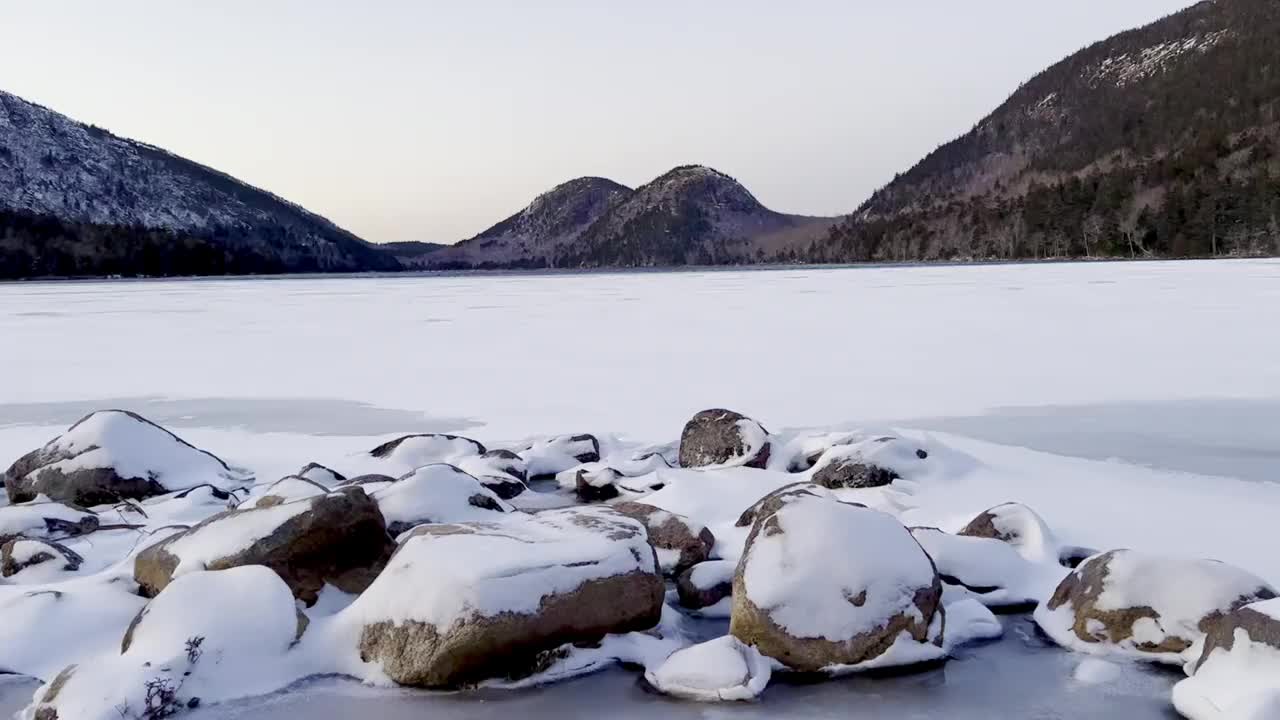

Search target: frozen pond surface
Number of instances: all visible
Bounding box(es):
[1,260,1278,718]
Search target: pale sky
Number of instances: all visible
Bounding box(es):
[2,1,1198,244]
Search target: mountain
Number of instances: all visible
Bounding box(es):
[414,177,633,269]
[813,0,1280,263]
[382,241,447,265]
[0,90,398,278]
[419,166,835,269]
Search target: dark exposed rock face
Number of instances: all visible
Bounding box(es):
[676,560,735,610]
[134,486,395,605]
[4,410,244,507]
[1192,602,1280,671]
[1,538,83,577]
[811,459,898,489]
[678,409,770,469]
[574,467,621,503]
[610,501,714,574]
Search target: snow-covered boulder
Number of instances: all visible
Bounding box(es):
[243,474,329,508]
[734,482,834,528]
[373,464,513,536]
[297,462,346,486]
[1035,550,1276,663]
[339,473,398,494]
[0,501,99,544]
[645,636,771,701]
[910,527,1043,611]
[451,449,529,499]
[342,506,663,688]
[676,559,735,613]
[678,409,770,470]
[1174,598,1280,720]
[134,486,394,605]
[958,502,1060,564]
[729,495,945,673]
[769,431,861,472]
[809,437,927,489]
[366,433,486,474]
[3,410,248,507]
[574,467,622,502]
[480,449,528,481]
[1,538,83,578]
[610,501,714,574]
[519,434,601,479]
[25,567,307,720]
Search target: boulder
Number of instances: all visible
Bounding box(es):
[644,636,771,702]
[957,502,1061,564]
[520,434,602,479]
[909,527,1040,612]
[610,501,714,574]
[676,560,735,611]
[1,538,83,577]
[678,409,770,469]
[366,433,486,474]
[734,482,832,528]
[1034,550,1276,663]
[452,450,529,499]
[1174,598,1280,720]
[729,495,945,673]
[770,431,860,472]
[339,473,398,493]
[0,502,99,545]
[480,449,528,482]
[297,462,346,486]
[244,475,329,508]
[3,410,248,507]
[373,464,513,536]
[134,486,395,605]
[26,567,306,720]
[808,437,928,490]
[574,467,622,503]
[344,506,663,688]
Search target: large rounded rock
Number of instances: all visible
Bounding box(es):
[678,409,770,470]
[26,566,306,720]
[1174,598,1280,720]
[734,482,833,528]
[729,495,945,673]
[366,433,487,475]
[610,501,714,574]
[808,437,926,490]
[344,506,663,688]
[1034,550,1276,663]
[520,434,602,479]
[373,464,513,536]
[134,486,395,605]
[4,410,248,506]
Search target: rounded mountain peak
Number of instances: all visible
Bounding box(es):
[636,165,764,213]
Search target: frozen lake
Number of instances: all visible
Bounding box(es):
[2,259,1278,718]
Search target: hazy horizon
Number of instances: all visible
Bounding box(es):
[3,1,1199,245]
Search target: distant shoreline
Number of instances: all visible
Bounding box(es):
[2,254,1273,286]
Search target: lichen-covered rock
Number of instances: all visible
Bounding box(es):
[1174,598,1280,720]
[676,560,735,612]
[729,495,944,673]
[343,506,663,688]
[133,486,394,605]
[610,501,714,574]
[26,567,307,720]
[1,538,83,577]
[374,464,513,536]
[0,502,99,545]
[678,409,770,469]
[1034,550,1276,663]
[4,410,248,507]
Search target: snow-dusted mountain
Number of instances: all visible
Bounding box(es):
[0,90,397,277]
[417,166,835,269]
[413,177,633,269]
[815,0,1280,263]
